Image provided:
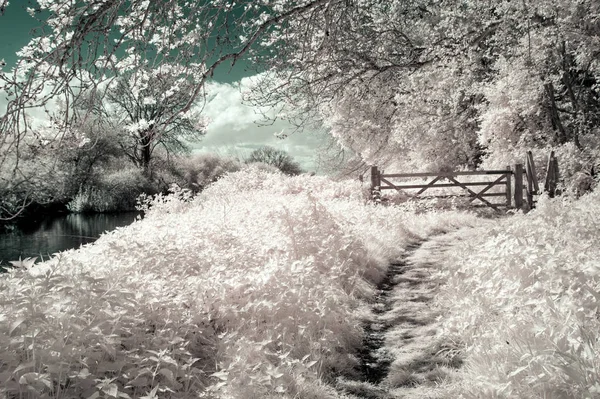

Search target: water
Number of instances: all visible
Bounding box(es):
[0,212,139,266]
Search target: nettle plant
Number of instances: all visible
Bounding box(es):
[434,190,600,397]
[0,168,477,398]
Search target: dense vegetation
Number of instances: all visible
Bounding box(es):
[0,129,307,219]
[1,2,600,398]
[0,169,478,398]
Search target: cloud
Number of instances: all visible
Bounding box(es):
[0,71,329,172]
[192,77,328,172]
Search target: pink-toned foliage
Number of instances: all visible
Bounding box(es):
[0,169,477,398]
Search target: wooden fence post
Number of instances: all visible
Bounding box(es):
[514,163,524,209]
[370,166,381,201]
[553,156,560,195]
[525,151,539,209]
[544,151,560,197]
[505,166,512,208]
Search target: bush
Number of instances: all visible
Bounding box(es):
[68,166,154,212]
[169,153,241,192]
[245,146,304,176]
[433,190,600,397]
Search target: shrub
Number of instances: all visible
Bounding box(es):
[245,146,304,176]
[68,166,154,212]
[433,189,600,397]
[170,153,241,192]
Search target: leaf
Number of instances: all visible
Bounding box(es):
[9,318,26,336]
[125,376,149,388]
[9,257,37,269]
[169,336,185,345]
[139,385,159,399]
[77,368,92,379]
[104,383,119,398]
[210,370,229,381]
[158,368,175,382]
[18,372,39,385]
[508,365,529,378]
[12,361,35,375]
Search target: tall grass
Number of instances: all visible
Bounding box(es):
[0,168,476,398]
[433,190,600,397]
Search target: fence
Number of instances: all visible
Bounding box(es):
[370,151,557,211]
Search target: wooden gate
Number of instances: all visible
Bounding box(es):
[370,168,513,211]
[369,152,547,211]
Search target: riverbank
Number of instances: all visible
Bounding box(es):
[0,211,140,266]
[0,168,479,398]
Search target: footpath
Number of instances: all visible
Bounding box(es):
[337,233,465,399]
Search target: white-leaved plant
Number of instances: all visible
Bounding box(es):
[0,169,477,398]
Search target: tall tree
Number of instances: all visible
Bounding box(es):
[81,68,205,173]
[3,0,600,178]
[250,0,600,171]
[0,0,336,173]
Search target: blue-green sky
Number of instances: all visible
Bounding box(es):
[0,3,249,82]
[0,3,35,68]
[0,3,327,171]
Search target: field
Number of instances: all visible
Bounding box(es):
[0,168,598,398]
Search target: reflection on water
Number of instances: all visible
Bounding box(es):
[0,212,139,266]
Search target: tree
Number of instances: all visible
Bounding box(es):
[249,0,600,172]
[247,0,486,171]
[80,68,205,173]
[0,0,336,174]
[3,0,600,180]
[246,146,303,175]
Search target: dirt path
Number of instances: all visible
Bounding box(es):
[337,236,463,399]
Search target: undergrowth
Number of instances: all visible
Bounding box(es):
[0,167,477,398]
[433,190,600,397]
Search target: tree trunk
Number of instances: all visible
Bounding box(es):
[139,129,153,175]
[559,42,583,150]
[544,82,568,144]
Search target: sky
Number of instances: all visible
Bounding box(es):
[0,2,328,172]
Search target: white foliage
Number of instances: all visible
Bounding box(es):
[0,169,476,398]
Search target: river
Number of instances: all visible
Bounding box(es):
[0,212,139,268]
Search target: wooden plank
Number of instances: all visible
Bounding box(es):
[370,166,380,189]
[544,153,560,198]
[379,177,416,197]
[403,193,507,198]
[466,174,508,203]
[378,180,507,190]
[446,176,500,211]
[416,176,442,195]
[552,157,560,194]
[470,204,511,208]
[526,165,534,208]
[544,151,555,198]
[514,163,524,208]
[380,170,512,178]
[370,166,381,202]
[505,168,512,208]
[526,151,540,193]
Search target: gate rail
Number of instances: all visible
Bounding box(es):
[370,151,553,211]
